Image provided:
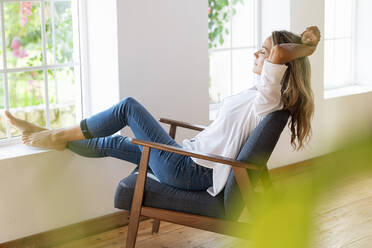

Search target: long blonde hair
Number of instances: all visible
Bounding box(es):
[272,30,314,150]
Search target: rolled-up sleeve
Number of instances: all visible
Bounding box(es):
[254,59,288,116]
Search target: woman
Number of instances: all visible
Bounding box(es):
[5,26,320,197]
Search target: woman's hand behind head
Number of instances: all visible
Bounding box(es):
[301,26,321,47]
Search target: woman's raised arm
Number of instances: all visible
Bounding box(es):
[268,26,321,64]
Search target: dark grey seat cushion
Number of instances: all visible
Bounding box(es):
[114,167,226,219]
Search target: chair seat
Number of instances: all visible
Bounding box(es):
[114,167,226,219]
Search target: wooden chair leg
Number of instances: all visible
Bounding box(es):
[126,212,141,248]
[126,147,150,248]
[152,219,161,234]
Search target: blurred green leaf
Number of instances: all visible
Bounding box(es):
[231,133,372,248]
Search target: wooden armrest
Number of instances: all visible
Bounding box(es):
[159,118,206,132]
[130,138,259,170]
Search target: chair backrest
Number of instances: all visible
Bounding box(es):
[223,110,290,221]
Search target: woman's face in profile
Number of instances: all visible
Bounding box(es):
[253,36,272,75]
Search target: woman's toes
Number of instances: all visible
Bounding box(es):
[22,135,30,144]
[25,139,34,146]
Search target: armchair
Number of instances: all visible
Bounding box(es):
[114,110,290,248]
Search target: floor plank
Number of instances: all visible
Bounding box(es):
[310,174,372,248]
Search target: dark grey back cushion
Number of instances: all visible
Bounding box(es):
[223,110,290,220]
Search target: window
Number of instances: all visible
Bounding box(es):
[208,0,260,107]
[0,0,82,141]
[324,0,355,90]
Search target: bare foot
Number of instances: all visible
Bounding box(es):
[4,110,46,133]
[22,130,67,151]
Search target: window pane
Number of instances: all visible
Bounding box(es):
[0,74,4,110]
[232,0,255,47]
[8,70,46,136]
[324,0,335,40]
[209,0,231,49]
[0,1,81,141]
[0,75,5,139]
[4,2,43,69]
[334,39,352,85]
[324,0,354,91]
[324,39,352,89]
[0,9,3,70]
[325,0,353,39]
[209,51,231,103]
[334,0,353,38]
[45,0,74,64]
[0,115,5,139]
[48,67,77,129]
[232,48,255,94]
[324,40,335,89]
[0,114,6,140]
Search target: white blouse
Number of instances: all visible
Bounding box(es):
[182,60,288,197]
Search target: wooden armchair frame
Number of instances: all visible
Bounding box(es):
[125,118,272,248]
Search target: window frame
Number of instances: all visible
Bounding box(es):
[0,0,88,145]
[208,0,262,118]
[323,0,357,91]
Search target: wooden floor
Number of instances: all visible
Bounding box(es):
[53,173,372,248]
[313,174,372,248]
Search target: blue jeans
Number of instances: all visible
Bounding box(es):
[66,97,213,191]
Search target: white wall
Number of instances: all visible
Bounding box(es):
[0,150,133,242]
[116,0,210,141]
[84,0,120,114]
[261,0,291,41]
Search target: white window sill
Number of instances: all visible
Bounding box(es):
[0,141,51,161]
[324,84,372,99]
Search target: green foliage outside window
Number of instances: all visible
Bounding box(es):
[1,1,74,109]
[208,0,244,104]
[208,0,244,49]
